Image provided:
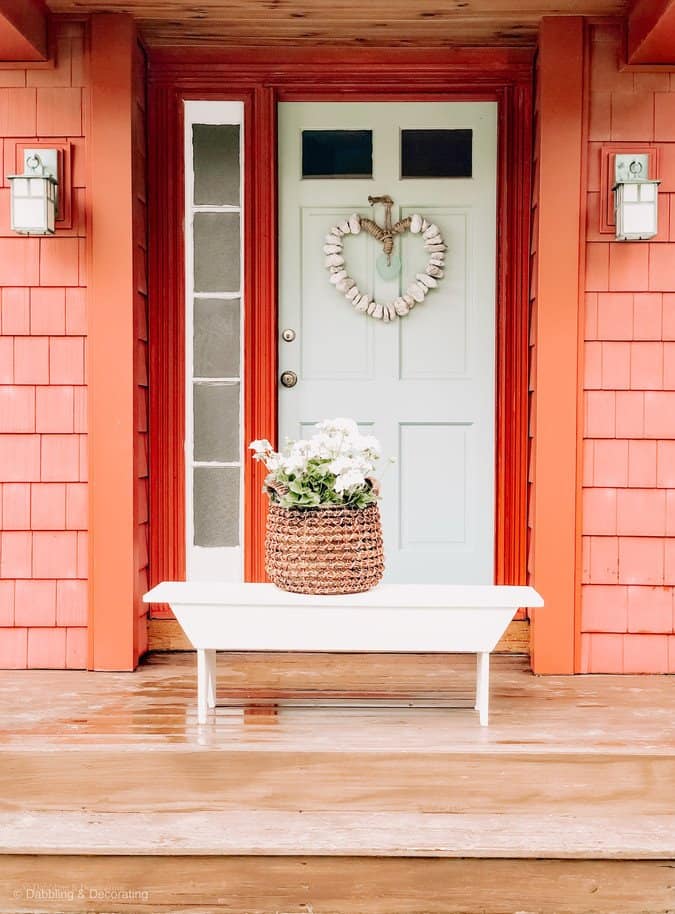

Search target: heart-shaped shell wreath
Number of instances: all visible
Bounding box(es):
[324,213,446,322]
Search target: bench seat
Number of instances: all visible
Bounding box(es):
[143,583,544,725]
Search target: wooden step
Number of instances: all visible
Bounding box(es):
[1,813,674,914]
[2,653,674,817]
[3,742,675,815]
[1,845,674,914]
[2,811,675,858]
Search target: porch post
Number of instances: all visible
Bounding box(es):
[530,17,586,674]
[87,13,139,670]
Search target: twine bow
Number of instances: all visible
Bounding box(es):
[362,194,411,266]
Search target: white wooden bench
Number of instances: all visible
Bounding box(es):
[143,583,544,725]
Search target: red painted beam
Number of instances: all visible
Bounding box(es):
[628,0,675,65]
[88,13,139,670]
[530,17,585,674]
[0,0,48,61]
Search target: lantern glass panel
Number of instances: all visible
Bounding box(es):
[622,203,655,235]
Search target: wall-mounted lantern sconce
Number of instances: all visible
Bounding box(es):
[7,149,59,236]
[613,154,659,241]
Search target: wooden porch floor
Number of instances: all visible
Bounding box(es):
[0,651,673,750]
[1,653,674,913]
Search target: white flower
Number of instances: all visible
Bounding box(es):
[334,468,367,494]
[282,453,307,475]
[357,434,381,457]
[249,438,273,454]
[328,455,354,475]
[307,432,335,460]
[249,419,383,505]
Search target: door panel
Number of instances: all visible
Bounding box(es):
[278,101,497,584]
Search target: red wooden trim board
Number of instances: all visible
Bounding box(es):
[145,48,536,652]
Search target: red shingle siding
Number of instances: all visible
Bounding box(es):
[581,24,675,673]
[0,22,88,669]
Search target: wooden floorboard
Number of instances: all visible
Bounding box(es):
[1,856,673,914]
[1,655,674,910]
[0,654,673,818]
[1,652,672,752]
[2,811,675,858]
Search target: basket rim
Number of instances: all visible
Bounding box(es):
[267,502,379,512]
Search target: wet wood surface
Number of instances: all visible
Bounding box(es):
[0,655,673,912]
[0,654,673,818]
[1,652,672,751]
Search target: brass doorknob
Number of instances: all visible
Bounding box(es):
[280,370,298,388]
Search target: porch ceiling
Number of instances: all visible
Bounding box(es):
[45,0,627,47]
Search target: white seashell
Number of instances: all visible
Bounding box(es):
[424,234,442,247]
[417,272,437,289]
[367,300,377,316]
[407,282,426,303]
[325,234,341,245]
[329,269,347,284]
[382,305,390,322]
[426,264,444,278]
[429,253,445,265]
[339,220,351,234]
[386,303,397,321]
[354,297,369,313]
[325,254,345,267]
[423,224,439,239]
[425,243,447,253]
[323,243,342,255]
[346,286,361,301]
[336,278,355,293]
[410,214,423,234]
[348,213,361,234]
[403,293,415,308]
[372,303,384,320]
[421,219,429,232]
[394,297,410,316]
[332,225,345,237]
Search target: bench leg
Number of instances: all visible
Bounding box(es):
[197,649,209,724]
[206,649,217,709]
[475,651,490,726]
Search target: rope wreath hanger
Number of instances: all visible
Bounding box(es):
[324,195,446,322]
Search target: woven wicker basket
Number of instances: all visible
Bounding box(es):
[265,502,385,595]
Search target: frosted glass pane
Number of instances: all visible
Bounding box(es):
[194,212,240,293]
[193,124,240,206]
[194,382,240,462]
[193,466,239,547]
[194,298,240,378]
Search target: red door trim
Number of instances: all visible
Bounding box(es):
[147,49,533,612]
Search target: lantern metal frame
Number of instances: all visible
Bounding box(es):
[612,154,659,242]
[7,149,60,236]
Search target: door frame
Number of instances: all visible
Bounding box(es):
[147,47,533,613]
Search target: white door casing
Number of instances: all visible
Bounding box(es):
[278,101,497,584]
